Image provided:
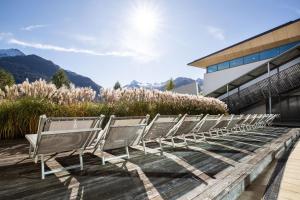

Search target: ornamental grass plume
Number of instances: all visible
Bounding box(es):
[100,88,227,114]
[0,79,96,105]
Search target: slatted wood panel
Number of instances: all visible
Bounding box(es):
[278,140,300,200]
[0,127,295,200]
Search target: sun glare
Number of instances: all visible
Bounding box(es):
[130,2,161,36]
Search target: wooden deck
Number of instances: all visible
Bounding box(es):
[278,138,300,200]
[0,127,298,200]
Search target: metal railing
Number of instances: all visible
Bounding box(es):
[223,63,300,113]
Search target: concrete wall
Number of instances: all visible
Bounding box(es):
[203,59,270,95]
[173,81,198,95]
[241,102,266,114]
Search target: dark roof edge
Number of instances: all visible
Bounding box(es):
[188,18,300,66]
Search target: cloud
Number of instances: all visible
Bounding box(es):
[71,34,97,43]
[206,26,225,41]
[0,32,13,40]
[21,24,49,31]
[8,38,137,57]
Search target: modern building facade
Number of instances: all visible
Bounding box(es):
[188,18,300,123]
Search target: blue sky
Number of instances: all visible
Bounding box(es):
[0,0,299,88]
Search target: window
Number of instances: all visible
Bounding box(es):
[244,53,260,64]
[260,48,280,60]
[207,65,217,73]
[279,42,298,54]
[205,40,300,74]
[230,57,244,68]
[217,61,229,70]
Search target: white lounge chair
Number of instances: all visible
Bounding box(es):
[141,114,182,155]
[26,115,104,179]
[93,115,149,165]
[193,114,223,140]
[169,114,203,147]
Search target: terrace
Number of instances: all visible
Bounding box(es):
[0,126,298,200]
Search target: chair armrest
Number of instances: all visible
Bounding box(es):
[25,134,37,147]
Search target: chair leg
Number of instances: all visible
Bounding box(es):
[183,135,188,148]
[41,155,45,180]
[79,151,83,170]
[125,146,130,159]
[102,152,105,165]
[193,134,197,142]
[171,137,175,148]
[159,137,163,156]
[142,140,147,155]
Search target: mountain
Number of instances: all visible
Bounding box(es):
[0,49,25,58]
[124,77,203,91]
[0,49,101,91]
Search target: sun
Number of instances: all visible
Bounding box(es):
[129,2,162,36]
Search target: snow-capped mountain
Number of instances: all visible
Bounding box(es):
[124,77,203,91]
[0,49,25,58]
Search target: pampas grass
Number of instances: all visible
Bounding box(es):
[0,80,227,139]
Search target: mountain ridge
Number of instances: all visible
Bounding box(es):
[124,77,203,91]
[0,49,102,91]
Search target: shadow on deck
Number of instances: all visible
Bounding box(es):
[0,127,295,200]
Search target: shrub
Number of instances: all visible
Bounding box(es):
[100,88,227,114]
[0,81,227,139]
[51,69,70,88]
[0,68,15,90]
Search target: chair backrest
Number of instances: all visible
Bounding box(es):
[212,115,233,130]
[235,115,246,126]
[194,114,223,133]
[34,115,105,154]
[142,114,182,140]
[242,114,255,125]
[226,115,243,129]
[249,114,262,125]
[265,114,277,125]
[171,114,203,136]
[36,128,101,155]
[43,116,104,131]
[257,114,268,124]
[99,115,149,150]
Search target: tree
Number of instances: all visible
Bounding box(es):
[165,78,175,91]
[113,81,121,90]
[51,69,70,88]
[0,68,15,90]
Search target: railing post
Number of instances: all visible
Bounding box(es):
[268,62,272,114]
[227,84,229,110]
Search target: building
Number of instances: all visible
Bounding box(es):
[188,18,300,123]
[172,81,199,95]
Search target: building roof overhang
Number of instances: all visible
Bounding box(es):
[188,18,300,69]
[206,44,300,98]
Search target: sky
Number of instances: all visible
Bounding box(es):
[0,0,299,88]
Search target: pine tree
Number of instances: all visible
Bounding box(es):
[165,78,175,91]
[51,69,70,88]
[113,81,121,90]
[0,68,15,90]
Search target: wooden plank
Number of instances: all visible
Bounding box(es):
[278,139,300,200]
[0,127,298,200]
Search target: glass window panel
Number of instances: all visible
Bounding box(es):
[244,53,260,64]
[260,48,280,60]
[279,42,299,54]
[217,61,229,70]
[230,57,244,68]
[207,65,217,73]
